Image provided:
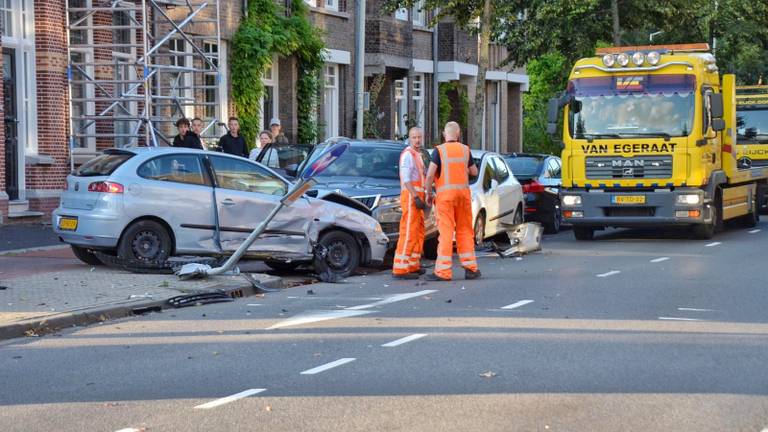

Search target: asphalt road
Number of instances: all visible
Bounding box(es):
[2,222,768,432]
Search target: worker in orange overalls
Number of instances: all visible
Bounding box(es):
[392,127,427,280]
[424,121,480,281]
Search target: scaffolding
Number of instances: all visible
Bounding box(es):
[66,0,222,162]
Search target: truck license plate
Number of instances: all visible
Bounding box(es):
[58,217,78,231]
[612,195,646,205]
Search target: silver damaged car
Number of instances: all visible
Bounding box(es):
[53,148,389,279]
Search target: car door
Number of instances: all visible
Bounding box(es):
[208,155,309,254]
[489,156,517,231]
[477,156,500,234]
[133,153,216,253]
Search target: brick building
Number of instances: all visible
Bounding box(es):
[0,0,527,225]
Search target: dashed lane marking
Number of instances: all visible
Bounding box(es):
[750,229,761,234]
[501,300,535,310]
[650,257,670,263]
[382,334,428,347]
[194,388,266,409]
[301,358,356,375]
[658,317,702,321]
[346,290,438,310]
[266,310,372,330]
[705,242,721,247]
[596,270,621,278]
[678,307,716,312]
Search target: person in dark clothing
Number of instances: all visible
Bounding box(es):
[172,118,191,148]
[270,118,290,146]
[181,117,205,150]
[218,117,248,157]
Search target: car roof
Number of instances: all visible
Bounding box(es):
[503,152,559,159]
[319,138,406,149]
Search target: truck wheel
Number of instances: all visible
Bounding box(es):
[313,230,360,281]
[573,227,594,241]
[693,189,722,240]
[71,245,104,266]
[544,210,561,234]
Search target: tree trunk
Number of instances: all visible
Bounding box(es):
[611,0,621,46]
[472,0,492,149]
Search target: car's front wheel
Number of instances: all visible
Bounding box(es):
[313,230,361,282]
[70,245,104,266]
[118,220,173,264]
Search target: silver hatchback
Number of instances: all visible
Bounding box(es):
[53,147,388,279]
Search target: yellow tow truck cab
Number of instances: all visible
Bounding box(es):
[735,85,768,209]
[548,43,768,240]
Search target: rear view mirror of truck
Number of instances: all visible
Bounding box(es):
[547,98,560,135]
[710,93,724,118]
[712,118,726,132]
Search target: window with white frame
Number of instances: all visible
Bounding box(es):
[169,38,193,118]
[412,74,425,128]
[394,78,408,138]
[395,7,408,21]
[412,0,426,27]
[260,57,278,132]
[304,0,316,7]
[323,64,339,139]
[0,0,12,38]
[203,41,219,122]
[324,0,339,11]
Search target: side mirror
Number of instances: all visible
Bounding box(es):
[712,118,726,132]
[710,93,724,119]
[547,98,560,135]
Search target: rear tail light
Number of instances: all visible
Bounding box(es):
[88,181,124,194]
[523,181,545,194]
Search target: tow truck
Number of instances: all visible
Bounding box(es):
[735,85,768,210]
[548,43,768,240]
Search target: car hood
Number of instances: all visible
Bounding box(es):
[309,176,401,198]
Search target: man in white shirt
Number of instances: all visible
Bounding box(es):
[392,127,427,279]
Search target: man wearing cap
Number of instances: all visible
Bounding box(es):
[270,118,289,146]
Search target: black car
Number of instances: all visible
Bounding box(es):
[504,153,563,233]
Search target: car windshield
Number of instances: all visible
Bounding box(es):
[737,108,768,144]
[567,74,696,139]
[259,144,312,170]
[301,144,402,180]
[504,156,544,179]
[76,152,134,176]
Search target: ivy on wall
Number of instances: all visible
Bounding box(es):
[438,82,469,138]
[231,0,325,147]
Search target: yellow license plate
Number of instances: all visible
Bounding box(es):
[58,217,78,231]
[612,195,646,205]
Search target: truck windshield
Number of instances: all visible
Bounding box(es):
[737,108,768,144]
[567,74,696,139]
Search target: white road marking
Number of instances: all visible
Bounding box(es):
[749,229,761,234]
[650,257,670,263]
[300,358,356,375]
[677,307,716,312]
[194,388,266,409]
[596,270,621,278]
[658,317,702,321]
[501,300,535,310]
[346,290,437,310]
[115,429,143,432]
[266,310,372,330]
[382,333,428,347]
[705,242,721,247]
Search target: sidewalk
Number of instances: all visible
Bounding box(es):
[0,223,61,252]
[0,247,281,340]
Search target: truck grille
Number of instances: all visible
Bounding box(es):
[352,195,380,209]
[604,207,656,217]
[586,156,673,179]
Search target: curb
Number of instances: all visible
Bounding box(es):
[0,244,69,256]
[0,273,283,342]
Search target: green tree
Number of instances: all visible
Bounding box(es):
[522,52,568,155]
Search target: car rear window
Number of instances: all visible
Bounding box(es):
[76,152,134,177]
[504,156,544,178]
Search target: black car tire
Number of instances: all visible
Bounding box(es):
[423,236,438,260]
[265,260,302,272]
[573,227,595,241]
[543,209,561,234]
[313,230,360,281]
[118,220,173,264]
[71,245,104,266]
[474,212,486,246]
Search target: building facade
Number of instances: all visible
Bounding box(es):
[0,0,527,224]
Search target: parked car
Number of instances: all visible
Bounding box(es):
[254,142,312,179]
[296,140,525,256]
[53,148,388,279]
[469,150,525,244]
[503,153,562,233]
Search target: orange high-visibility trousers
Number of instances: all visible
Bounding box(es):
[393,185,425,275]
[434,189,477,280]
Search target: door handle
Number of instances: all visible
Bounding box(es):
[221,199,236,206]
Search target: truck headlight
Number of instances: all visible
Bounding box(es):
[602,54,615,67]
[631,52,645,66]
[562,195,582,206]
[616,52,630,67]
[646,51,660,65]
[676,194,700,205]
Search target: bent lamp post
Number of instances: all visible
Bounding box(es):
[177,142,350,280]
